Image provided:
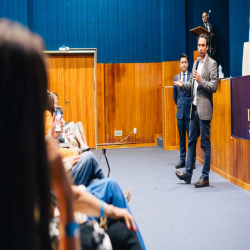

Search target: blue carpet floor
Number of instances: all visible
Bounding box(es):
[92,147,250,250]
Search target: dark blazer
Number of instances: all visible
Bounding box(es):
[182,56,217,120]
[201,22,215,34]
[200,22,216,57]
[173,72,191,119]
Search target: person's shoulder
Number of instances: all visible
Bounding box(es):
[174,73,180,79]
[207,56,216,64]
[207,56,217,69]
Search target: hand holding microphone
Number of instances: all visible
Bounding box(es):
[193,70,201,83]
[193,58,201,83]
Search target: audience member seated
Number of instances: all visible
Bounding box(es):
[45,93,82,154]
[44,93,105,186]
[52,92,90,152]
[0,19,145,250]
[48,137,145,250]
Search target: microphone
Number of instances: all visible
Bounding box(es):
[195,57,200,71]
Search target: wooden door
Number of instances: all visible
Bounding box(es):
[45,53,95,148]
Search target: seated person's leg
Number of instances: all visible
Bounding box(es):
[75,127,89,151]
[87,178,146,250]
[70,151,105,186]
[76,122,88,145]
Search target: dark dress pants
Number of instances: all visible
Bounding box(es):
[177,116,190,163]
[185,109,211,180]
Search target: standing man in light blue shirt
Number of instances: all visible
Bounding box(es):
[174,34,218,188]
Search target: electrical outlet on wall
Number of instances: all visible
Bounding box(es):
[134,128,137,134]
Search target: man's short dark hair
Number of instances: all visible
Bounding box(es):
[179,53,188,62]
[198,34,209,46]
[202,11,208,17]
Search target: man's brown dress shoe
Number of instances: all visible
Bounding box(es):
[194,177,209,188]
[175,170,191,184]
[175,161,185,169]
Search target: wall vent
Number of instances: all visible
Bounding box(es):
[114,130,122,136]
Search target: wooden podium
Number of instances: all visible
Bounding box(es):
[190,26,214,59]
[190,26,214,37]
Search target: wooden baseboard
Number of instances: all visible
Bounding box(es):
[97,133,163,149]
[164,146,178,150]
[97,143,156,149]
[210,165,250,192]
[195,156,250,192]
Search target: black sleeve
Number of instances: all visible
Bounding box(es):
[107,219,143,250]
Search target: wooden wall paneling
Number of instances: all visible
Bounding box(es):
[162,61,182,149]
[81,55,95,148]
[97,64,105,143]
[123,63,136,143]
[147,63,154,143]
[115,63,125,143]
[134,63,141,144]
[46,55,65,112]
[64,54,95,148]
[104,64,116,143]
[162,61,180,87]
[135,63,147,143]
[212,79,231,174]
[193,50,199,61]
[153,63,163,137]
[148,63,162,142]
[143,62,151,143]
[99,62,163,145]
[163,87,178,149]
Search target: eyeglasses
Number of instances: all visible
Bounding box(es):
[202,15,208,18]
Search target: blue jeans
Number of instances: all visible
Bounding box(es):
[87,179,146,250]
[186,109,211,180]
[70,151,105,186]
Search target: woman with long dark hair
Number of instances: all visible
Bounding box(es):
[0,20,53,249]
[0,19,80,250]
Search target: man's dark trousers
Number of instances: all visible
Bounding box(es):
[186,108,211,180]
[177,117,190,163]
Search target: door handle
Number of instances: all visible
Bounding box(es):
[65,99,70,104]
